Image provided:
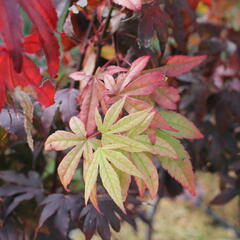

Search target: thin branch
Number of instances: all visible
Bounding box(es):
[146,170,165,240]
[77,12,96,71]
[93,7,114,73]
[202,205,240,237]
[112,32,120,65]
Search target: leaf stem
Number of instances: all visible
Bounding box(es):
[88,131,101,138]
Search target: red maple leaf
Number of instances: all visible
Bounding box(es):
[0,0,59,110]
[0,48,55,110]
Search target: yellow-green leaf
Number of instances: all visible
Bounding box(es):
[153,136,178,159]
[83,141,94,180]
[95,108,103,131]
[156,130,190,159]
[84,149,100,204]
[45,131,84,151]
[160,111,204,139]
[135,135,178,159]
[128,112,155,136]
[115,168,131,201]
[103,134,153,152]
[99,153,125,212]
[102,97,126,131]
[69,116,86,137]
[108,108,151,134]
[83,141,100,211]
[102,149,143,178]
[101,144,126,150]
[58,143,84,190]
[131,153,158,198]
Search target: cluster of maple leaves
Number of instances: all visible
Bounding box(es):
[45,55,205,211]
[4,0,238,239]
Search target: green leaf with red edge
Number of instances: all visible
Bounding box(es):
[95,107,103,131]
[153,136,178,159]
[125,97,175,131]
[69,115,86,137]
[152,87,180,110]
[84,148,100,204]
[156,130,190,159]
[131,153,159,199]
[158,156,196,196]
[135,134,178,159]
[127,112,155,136]
[98,149,125,212]
[57,143,85,191]
[45,131,84,151]
[112,0,142,12]
[108,109,152,134]
[102,134,153,153]
[83,140,100,211]
[102,149,143,178]
[84,144,144,210]
[155,130,195,195]
[115,168,131,201]
[160,111,204,139]
[102,97,126,131]
[45,116,95,191]
[150,55,207,77]
[98,97,153,135]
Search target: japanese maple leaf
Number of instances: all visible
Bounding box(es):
[99,56,175,132]
[0,0,59,78]
[45,116,99,191]
[0,0,59,110]
[138,3,172,50]
[0,49,55,110]
[70,66,128,136]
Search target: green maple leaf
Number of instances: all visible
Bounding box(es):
[156,130,196,195]
[45,116,99,191]
[131,152,159,198]
[86,98,156,210]
[160,111,204,139]
[96,97,154,152]
[84,147,143,212]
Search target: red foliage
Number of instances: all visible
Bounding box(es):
[0,49,55,109]
[0,0,60,111]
